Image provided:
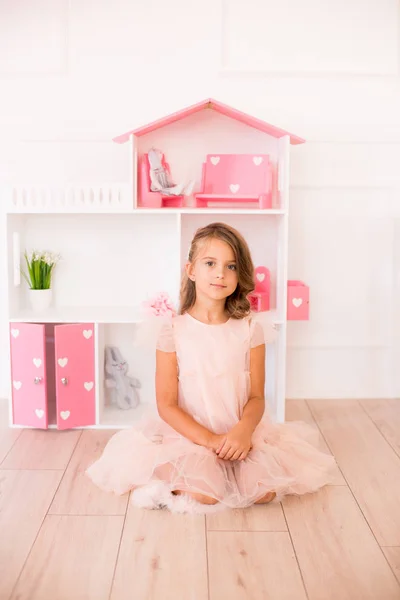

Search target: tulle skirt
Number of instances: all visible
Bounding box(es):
[86,415,337,508]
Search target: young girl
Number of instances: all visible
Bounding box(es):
[87,222,336,512]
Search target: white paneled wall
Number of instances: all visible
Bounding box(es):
[0,0,399,399]
[221,0,399,75]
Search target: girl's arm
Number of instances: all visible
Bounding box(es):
[216,343,266,461]
[239,342,266,432]
[156,349,224,451]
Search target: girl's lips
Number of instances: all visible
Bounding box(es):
[210,283,227,288]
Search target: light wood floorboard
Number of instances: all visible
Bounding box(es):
[207,531,308,600]
[0,470,63,599]
[49,429,128,516]
[308,399,400,546]
[10,515,124,600]
[1,428,81,470]
[110,507,208,600]
[359,398,400,458]
[283,485,400,600]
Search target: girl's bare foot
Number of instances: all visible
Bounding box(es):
[173,490,218,505]
[255,491,276,504]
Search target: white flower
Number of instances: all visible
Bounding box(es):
[26,249,60,266]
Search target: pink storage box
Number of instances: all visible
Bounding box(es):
[248,266,270,312]
[287,280,309,320]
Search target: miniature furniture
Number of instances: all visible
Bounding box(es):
[248,266,270,312]
[194,154,272,209]
[138,153,184,208]
[287,281,310,320]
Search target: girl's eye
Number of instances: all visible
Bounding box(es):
[205,261,214,267]
[228,264,237,271]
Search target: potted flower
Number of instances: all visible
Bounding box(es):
[21,250,60,311]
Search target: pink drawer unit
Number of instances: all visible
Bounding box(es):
[287,281,310,320]
[9,322,96,429]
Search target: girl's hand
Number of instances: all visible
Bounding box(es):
[216,423,253,461]
[207,432,227,453]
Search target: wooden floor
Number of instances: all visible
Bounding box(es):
[1,398,400,600]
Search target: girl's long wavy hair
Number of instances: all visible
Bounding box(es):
[179,222,255,319]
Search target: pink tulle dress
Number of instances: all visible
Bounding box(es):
[86,313,337,508]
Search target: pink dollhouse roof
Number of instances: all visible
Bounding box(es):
[113,98,305,145]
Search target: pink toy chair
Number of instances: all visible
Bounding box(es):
[195,154,272,209]
[248,266,270,312]
[138,153,184,208]
[287,280,309,320]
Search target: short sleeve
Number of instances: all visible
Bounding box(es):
[250,320,265,348]
[250,317,278,348]
[156,321,176,353]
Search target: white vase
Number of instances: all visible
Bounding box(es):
[29,288,52,311]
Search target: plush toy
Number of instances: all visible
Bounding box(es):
[148,147,194,197]
[104,346,141,410]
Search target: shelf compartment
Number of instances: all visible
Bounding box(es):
[97,323,157,427]
[180,213,281,315]
[7,213,180,319]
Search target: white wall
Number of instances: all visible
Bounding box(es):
[0,0,399,399]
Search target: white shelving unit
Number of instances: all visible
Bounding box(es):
[4,98,305,430]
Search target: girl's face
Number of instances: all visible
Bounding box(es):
[186,238,238,302]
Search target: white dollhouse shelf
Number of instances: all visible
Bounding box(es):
[5,97,305,430]
[8,306,282,326]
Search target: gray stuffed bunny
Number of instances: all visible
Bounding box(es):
[104,346,141,410]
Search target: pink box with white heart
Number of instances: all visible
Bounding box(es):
[248,266,270,312]
[287,280,309,320]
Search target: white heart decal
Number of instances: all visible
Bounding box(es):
[83,329,92,339]
[210,156,220,166]
[11,329,19,338]
[60,410,70,420]
[13,381,22,390]
[58,357,68,368]
[256,273,265,282]
[84,382,93,391]
[35,408,44,419]
[33,358,42,368]
[253,156,263,166]
[292,298,303,307]
[229,184,240,193]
